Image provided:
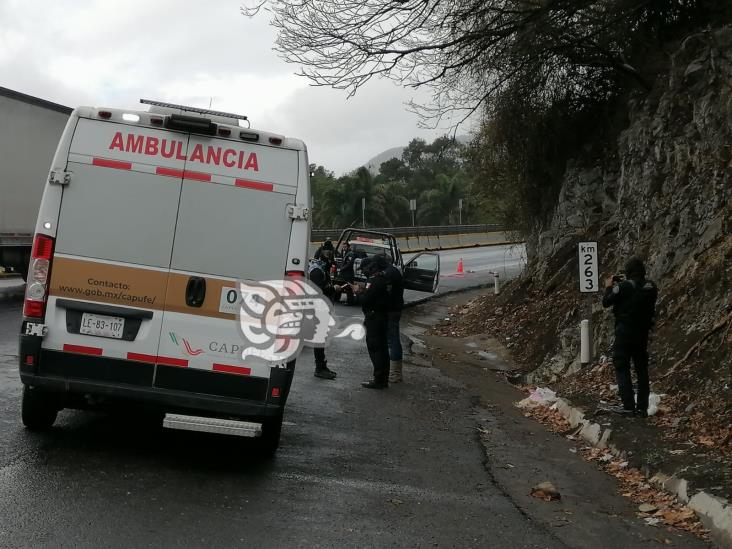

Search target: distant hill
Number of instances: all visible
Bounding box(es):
[361,136,470,175]
[363,146,404,175]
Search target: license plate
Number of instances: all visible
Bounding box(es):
[80,313,125,339]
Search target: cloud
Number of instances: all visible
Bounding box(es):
[0,0,469,174]
[262,80,447,173]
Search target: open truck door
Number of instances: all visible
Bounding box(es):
[403,252,440,293]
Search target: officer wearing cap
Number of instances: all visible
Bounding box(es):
[602,257,658,417]
[353,256,391,389]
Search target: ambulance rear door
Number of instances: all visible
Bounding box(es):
[155,131,302,398]
[45,115,189,378]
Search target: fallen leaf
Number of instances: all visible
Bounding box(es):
[660,508,695,525]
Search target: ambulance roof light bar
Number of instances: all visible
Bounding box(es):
[139,99,249,124]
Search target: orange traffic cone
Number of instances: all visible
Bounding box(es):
[457,258,464,274]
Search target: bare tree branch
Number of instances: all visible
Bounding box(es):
[244,0,709,124]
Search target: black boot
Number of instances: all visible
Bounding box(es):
[361,379,387,389]
[315,361,337,380]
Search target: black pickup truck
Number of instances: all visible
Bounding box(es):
[329,228,440,304]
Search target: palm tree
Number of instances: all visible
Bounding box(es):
[417,173,464,225]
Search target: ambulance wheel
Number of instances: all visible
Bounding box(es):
[259,415,283,456]
[21,385,58,431]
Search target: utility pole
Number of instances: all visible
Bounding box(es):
[361,197,366,228]
[409,198,416,227]
[458,198,463,225]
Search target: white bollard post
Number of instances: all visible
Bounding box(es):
[580,319,591,365]
[493,272,500,295]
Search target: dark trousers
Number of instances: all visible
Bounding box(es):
[613,332,650,412]
[365,313,390,385]
[387,311,402,361]
[314,347,326,369]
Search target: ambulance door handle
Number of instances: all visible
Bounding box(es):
[185,277,206,308]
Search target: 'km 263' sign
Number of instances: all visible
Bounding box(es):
[578,241,599,293]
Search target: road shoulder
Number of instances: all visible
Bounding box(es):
[403,292,710,548]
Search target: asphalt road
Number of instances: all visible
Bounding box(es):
[0,245,703,548]
[0,294,561,548]
[405,244,526,300]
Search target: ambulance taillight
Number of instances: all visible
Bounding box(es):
[23,234,55,318]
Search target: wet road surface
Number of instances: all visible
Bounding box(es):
[2,296,558,548]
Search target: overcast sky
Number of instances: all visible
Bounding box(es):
[0,0,456,174]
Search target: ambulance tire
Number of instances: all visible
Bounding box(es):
[21,385,58,431]
[259,414,283,456]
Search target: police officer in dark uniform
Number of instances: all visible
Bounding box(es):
[308,250,337,380]
[314,238,334,260]
[602,257,658,417]
[353,256,391,389]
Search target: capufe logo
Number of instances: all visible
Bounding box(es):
[238,278,365,365]
[108,132,260,172]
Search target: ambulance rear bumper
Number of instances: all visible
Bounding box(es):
[19,336,293,419]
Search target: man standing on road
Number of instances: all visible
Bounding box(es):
[602,257,658,417]
[383,258,405,383]
[308,250,338,380]
[353,257,391,389]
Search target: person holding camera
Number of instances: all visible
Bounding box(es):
[602,257,658,417]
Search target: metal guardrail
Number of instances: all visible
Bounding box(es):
[311,224,503,241]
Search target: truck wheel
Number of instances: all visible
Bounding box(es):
[21,386,58,431]
[259,415,283,456]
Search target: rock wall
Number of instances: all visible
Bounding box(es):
[523,26,732,385]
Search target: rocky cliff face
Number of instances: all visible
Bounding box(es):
[517,27,731,395]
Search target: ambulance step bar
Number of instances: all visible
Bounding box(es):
[163,414,262,437]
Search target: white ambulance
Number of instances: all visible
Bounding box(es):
[19,100,311,453]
